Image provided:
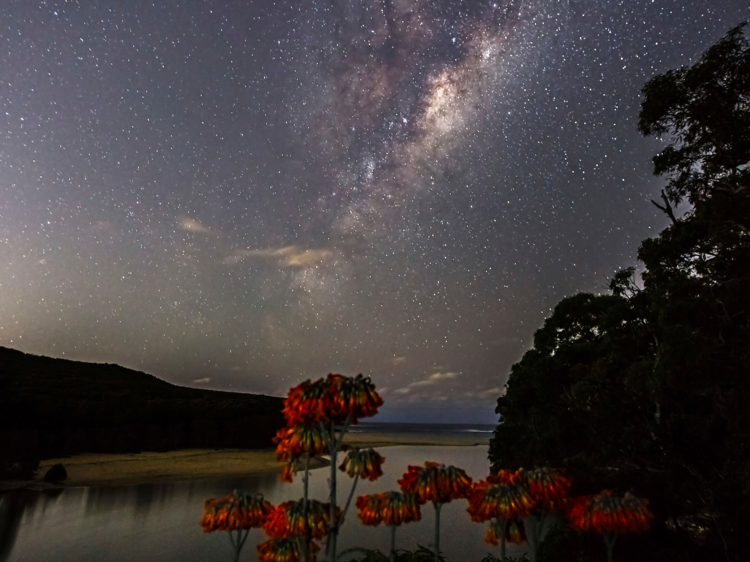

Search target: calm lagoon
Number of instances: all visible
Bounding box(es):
[2,433,525,562]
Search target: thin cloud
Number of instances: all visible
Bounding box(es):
[179,216,216,236]
[192,377,211,384]
[406,371,460,388]
[223,245,333,267]
[428,371,458,382]
[410,380,435,388]
[477,387,504,399]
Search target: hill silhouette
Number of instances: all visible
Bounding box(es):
[0,346,285,464]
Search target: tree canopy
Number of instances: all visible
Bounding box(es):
[489,23,750,562]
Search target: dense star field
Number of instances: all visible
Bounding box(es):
[0,1,747,422]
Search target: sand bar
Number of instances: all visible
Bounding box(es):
[1,429,491,490]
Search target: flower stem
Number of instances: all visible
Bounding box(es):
[500,518,508,562]
[340,473,360,524]
[389,525,397,562]
[433,501,442,562]
[604,533,617,562]
[329,420,339,562]
[303,452,310,562]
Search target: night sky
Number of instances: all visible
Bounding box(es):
[1,1,747,423]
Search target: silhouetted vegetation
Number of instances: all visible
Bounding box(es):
[0,346,284,467]
[489,23,750,562]
[43,463,67,483]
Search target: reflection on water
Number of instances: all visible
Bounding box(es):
[1,446,527,562]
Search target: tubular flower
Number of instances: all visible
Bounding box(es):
[200,491,273,532]
[524,467,571,510]
[257,538,320,562]
[485,518,527,546]
[357,492,422,527]
[274,424,328,461]
[356,493,386,526]
[467,472,536,522]
[262,500,339,540]
[280,459,302,483]
[282,374,383,426]
[325,373,383,422]
[567,491,653,534]
[398,462,473,504]
[381,491,422,526]
[283,378,330,425]
[486,469,520,485]
[339,448,385,481]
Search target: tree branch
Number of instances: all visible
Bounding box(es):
[651,190,678,224]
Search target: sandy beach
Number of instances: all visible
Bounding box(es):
[1,428,490,490]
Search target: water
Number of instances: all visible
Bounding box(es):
[1,440,525,561]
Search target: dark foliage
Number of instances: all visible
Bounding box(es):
[43,463,67,483]
[489,23,750,562]
[0,460,39,480]
[348,546,445,562]
[0,346,285,464]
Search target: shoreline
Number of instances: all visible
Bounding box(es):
[1,430,490,491]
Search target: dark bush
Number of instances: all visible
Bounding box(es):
[43,463,67,483]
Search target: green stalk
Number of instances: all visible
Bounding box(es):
[528,514,544,561]
[329,420,339,562]
[238,528,250,551]
[389,525,397,562]
[328,413,352,562]
[433,502,442,562]
[228,529,241,562]
[303,452,310,562]
[500,518,508,562]
[340,473,360,524]
[604,533,617,562]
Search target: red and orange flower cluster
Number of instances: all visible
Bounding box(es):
[467,467,572,548]
[568,490,653,534]
[262,499,341,540]
[281,373,383,427]
[398,462,473,504]
[467,469,536,523]
[257,538,320,562]
[274,374,384,483]
[339,448,386,481]
[259,374,384,562]
[200,491,273,532]
[523,466,572,511]
[356,491,422,527]
[485,518,527,546]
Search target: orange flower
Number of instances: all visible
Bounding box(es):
[381,491,422,526]
[257,538,320,562]
[356,492,422,527]
[262,500,340,540]
[467,471,536,522]
[567,491,653,534]
[281,374,383,426]
[279,459,302,483]
[398,462,473,504]
[339,448,385,481]
[274,424,328,461]
[200,491,273,532]
[325,373,383,422]
[524,467,571,510]
[485,518,526,546]
[356,493,386,526]
[283,378,330,425]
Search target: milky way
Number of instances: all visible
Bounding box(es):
[1,0,748,422]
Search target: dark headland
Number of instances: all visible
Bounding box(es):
[0,346,285,476]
